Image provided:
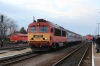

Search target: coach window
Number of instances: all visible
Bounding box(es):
[69,32,72,38]
[62,30,66,37]
[40,26,48,32]
[51,28,53,32]
[54,28,61,36]
[30,27,37,32]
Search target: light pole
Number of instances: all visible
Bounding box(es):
[0,15,3,40]
[95,27,98,35]
[0,15,4,47]
[97,23,100,35]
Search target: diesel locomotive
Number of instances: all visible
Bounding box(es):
[27,19,82,51]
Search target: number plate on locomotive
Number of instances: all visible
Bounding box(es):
[33,35,43,38]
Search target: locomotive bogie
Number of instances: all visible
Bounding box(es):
[29,42,51,51]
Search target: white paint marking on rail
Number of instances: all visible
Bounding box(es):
[0,52,28,59]
[0,50,8,53]
[0,48,31,59]
[92,44,95,66]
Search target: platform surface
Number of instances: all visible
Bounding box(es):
[0,48,31,59]
[92,43,100,66]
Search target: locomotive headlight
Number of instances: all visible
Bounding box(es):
[38,23,40,26]
[30,38,34,40]
[45,38,47,40]
[43,38,47,40]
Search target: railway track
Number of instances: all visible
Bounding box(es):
[79,43,92,66]
[0,43,90,66]
[0,44,29,51]
[52,43,91,66]
[0,51,43,66]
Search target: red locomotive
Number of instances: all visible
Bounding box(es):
[85,34,93,42]
[27,19,82,51]
[10,33,27,44]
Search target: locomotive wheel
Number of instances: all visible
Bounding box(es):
[51,43,57,49]
[63,42,67,46]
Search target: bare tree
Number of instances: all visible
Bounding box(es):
[0,14,19,39]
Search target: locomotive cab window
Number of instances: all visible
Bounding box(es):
[40,26,48,32]
[30,26,37,32]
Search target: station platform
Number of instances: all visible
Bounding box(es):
[92,44,100,66]
[0,48,31,59]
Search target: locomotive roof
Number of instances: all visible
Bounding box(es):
[86,34,92,36]
[17,34,27,36]
[11,33,27,36]
[47,21,65,30]
[33,19,82,36]
[47,21,81,36]
[36,19,64,30]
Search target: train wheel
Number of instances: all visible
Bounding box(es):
[51,43,57,49]
[63,42,67,47]
[56,43,59,49]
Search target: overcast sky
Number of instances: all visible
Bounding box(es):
[0,0,100,36]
